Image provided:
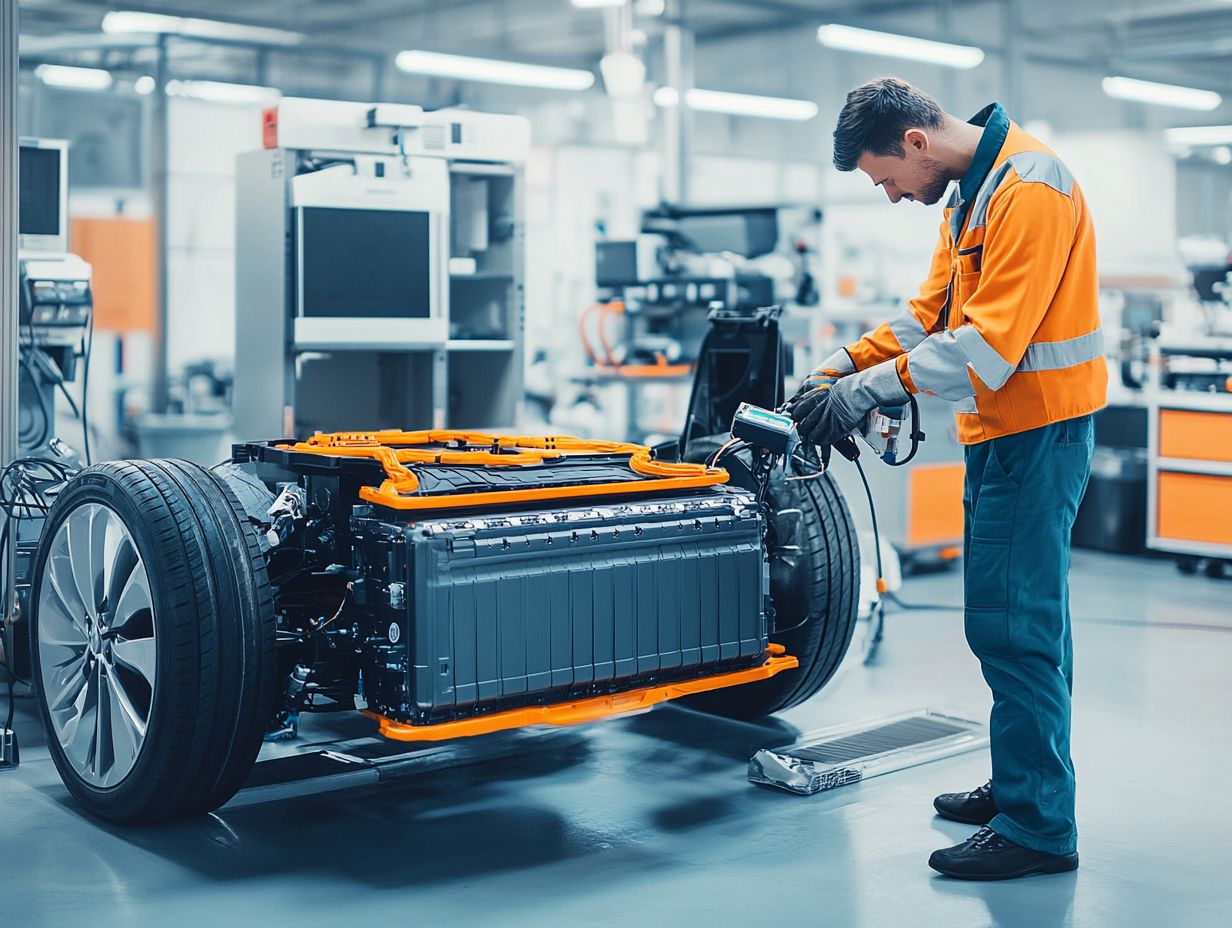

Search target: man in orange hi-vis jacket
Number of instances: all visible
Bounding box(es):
[791,78,1106,881]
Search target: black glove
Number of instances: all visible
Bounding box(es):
[787,349,855,407]
[791,359,909,450]
[789,383,831,424]
[791,386,858,450]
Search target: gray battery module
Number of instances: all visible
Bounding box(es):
[355,486,771,726]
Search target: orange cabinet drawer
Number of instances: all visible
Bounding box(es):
[1159,410,1232,463]
[907,463,965,546]
[1157,471,1232,546]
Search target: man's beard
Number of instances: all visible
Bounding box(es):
[915,157,952,206]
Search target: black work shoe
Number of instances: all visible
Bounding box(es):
[929,827,1079,881]
[933,780,998,825]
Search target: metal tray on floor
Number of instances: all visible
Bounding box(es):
[749,709,988,796]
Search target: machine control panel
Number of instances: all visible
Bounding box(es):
[25,279,91,324]
[19,255,93,329]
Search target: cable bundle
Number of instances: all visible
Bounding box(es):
[1,457,74,735]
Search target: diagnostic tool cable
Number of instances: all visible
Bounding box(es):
[18,311,94,464]
[781,392,925,660]
[1,458,73,754]
[81,303,94,465]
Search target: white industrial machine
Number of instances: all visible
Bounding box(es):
[16,137,93,464]
[233,98,531,438]
[4,138,93,708]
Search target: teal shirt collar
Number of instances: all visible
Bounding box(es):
[958,102,1010,204]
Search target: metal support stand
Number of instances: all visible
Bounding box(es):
[1001,0,1025,118]
[1,0,21,770]
[432,348,448,430]
[1,0,18,483]
[662,7,694,206]
[151,34,170,414]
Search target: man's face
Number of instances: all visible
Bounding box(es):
[857,139,952,206]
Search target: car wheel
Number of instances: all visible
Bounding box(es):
[30,460,275,824]
[680,439,860,719]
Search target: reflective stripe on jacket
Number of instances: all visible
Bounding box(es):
[845,116,1107,444]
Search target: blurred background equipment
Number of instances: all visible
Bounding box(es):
[585,203,822,441]
[1147,336,1232,577]
[232,98,530,438]
[6,135,92,695]
[1135,235,1232,576]
[2,0,1232,917]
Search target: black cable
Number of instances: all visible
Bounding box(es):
[4,671,15,739]
[19,319,52,450]
[708,438,752,468]
[853,455,883,585]
[851,454,889,662]
[2,509,31,737]
[17,356,52,451]
[2,456,74,480]
[872,393,925,468]
[81,308,94,466]
[56,377,81,419]
[885,393,924,467]
[3,625,18,733]
[883,591,963,612]
[0,458,71,709]
[25,325,81,423]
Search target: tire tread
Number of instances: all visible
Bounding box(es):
[30,459,275,824]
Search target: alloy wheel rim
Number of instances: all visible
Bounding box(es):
[37,502,157,788]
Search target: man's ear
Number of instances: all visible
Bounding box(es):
[903,128,929,154]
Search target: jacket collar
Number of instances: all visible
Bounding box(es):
[959,102,1010,205]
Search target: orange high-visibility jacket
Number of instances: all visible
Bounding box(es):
[842,105,1107,444]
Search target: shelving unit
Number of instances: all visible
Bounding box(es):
[446,163,525,426]
[232,102,529,440]
[1146,340,1232,565]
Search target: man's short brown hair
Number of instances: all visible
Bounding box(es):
[832,77,946,172]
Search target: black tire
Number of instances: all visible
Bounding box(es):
[30,459,275,824]
[681,441,861,719]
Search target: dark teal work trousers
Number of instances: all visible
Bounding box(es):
[963,415,1094,856]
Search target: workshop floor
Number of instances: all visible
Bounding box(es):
[2,550,1229,928]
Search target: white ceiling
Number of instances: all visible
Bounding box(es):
[15,0,1232,91]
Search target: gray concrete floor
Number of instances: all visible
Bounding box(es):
[2,550,1229,927]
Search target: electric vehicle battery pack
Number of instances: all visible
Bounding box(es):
[353,487,768,725]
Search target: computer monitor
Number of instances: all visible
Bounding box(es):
[296,206,432,319]
[18,137,69,254]
[643,205,780,260]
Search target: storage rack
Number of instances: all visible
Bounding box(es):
[1145,339,1232,565]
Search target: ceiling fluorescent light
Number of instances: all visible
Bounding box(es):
[652,86,679,107]
[817,24,984,69]
[34,64,113,91]
[165,79,281,106]
[687,88,818,120]
[571,0,628,8]
[134,75,156,95]
[102,10,303,46]
[1102,76,1221,111]
[395,50,595,90]
[1164,125,1232,146]
[654,86,817,121]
